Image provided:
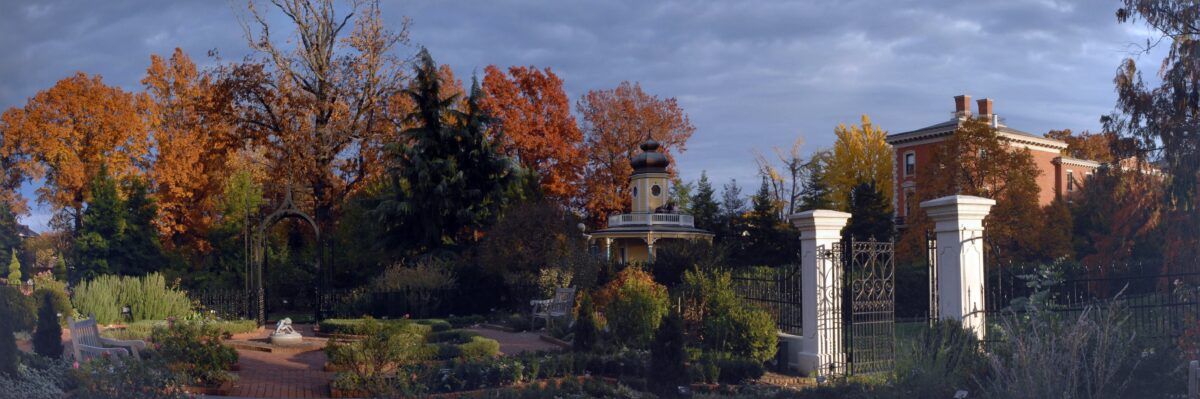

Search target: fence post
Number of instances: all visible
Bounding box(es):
[1190,360,1198,399]
[789,209,851,375]
[920,195,994,340]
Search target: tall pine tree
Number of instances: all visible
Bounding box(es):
[798,152,833,211]
[690,171,720,231]
[118,178,165,275]
[845,180,894,242]
[75,164,123,281]
[374,48,515,254]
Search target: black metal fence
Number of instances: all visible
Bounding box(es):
[982,260,1200,339]
[189,289,252,320]
[731,265,802,335]
[319,288,454,320]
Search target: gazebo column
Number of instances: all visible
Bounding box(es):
[645,236,657,262]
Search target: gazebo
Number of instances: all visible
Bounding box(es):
[589,139,714,263]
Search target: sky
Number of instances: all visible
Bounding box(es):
[0,0,1167,232]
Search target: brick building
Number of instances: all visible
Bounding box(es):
[885,95,1100,226]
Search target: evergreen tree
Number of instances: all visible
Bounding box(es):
[798,152,833,211]
[75,164,123,281]
[6,250,19,286]
[721,178,746,217]
[739,177,786,266]
[573,292,598,352]
[690,171,720,231]
[0,294,17,376]
[33,291,62,358]
[668,177,693,213]
[374,48,515,254]
[648,309,688,398]
[0,204,20,256]
[53,256,67,282]
[117,178,165,275]
[845,180,894,242]
[718,178,748,252]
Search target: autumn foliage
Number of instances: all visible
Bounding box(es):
[898,117,1044,264]
[481,65,586,206]
[577,82,695,225]
[143,49,241,251]
[2,72,149,232]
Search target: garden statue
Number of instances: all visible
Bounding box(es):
[270,317,303,345]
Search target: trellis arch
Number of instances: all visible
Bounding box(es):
[248,186,323,325]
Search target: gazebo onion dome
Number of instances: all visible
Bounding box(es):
[630,139,669,174]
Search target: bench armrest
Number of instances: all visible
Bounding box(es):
[99,337,146,358]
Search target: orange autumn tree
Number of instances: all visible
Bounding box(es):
[897,117,1043,264]
[577,82,695,225]
[0,109,34,215]
[142,48,242,251]
[3,72,149,232]
[1045,129,1116,163]
[481,65,585,206]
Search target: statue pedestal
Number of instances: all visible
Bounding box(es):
[270,332,303,346]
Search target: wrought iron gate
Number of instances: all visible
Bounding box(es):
[846,239,896,375]
[811,239,897,376]
[815,242,845,376]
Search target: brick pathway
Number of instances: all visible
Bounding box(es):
[226,324,333,398]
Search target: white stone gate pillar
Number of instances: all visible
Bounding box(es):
[789,209,850,375]
[920,195,994,340]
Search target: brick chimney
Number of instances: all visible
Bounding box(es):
[977,98,993,117]
[954,94,971,117]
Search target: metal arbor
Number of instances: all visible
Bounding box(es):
[248,185,322,325]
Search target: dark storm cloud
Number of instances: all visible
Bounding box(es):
[0,0,1159,231]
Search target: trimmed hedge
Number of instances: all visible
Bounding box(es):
[426,330,480,344]
[318,318,431,336]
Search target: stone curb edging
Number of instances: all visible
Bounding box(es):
[536,334,571,349]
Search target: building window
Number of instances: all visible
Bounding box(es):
[632,186,638,198]
[1067,171,1075,192]
[651,184,662,196]
[904,190,914,217]
[904,153,915,176]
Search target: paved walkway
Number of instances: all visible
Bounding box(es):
[27,323,563,398]
[466,327,564,355]
[226,324,332,398]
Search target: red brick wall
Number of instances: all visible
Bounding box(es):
[1028,149,1059,206]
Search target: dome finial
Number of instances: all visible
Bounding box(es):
[630,136,669,174]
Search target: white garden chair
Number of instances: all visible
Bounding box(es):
[68,314,146,362]
[530,287,576,331]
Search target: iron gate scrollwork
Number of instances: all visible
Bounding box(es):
[846,238,896,375]
[815,242,845,376]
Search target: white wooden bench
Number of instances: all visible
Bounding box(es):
[68,314,146,362]
[531,287,576,330]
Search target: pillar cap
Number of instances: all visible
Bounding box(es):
[788,209,851,230]
[920,195,995,222]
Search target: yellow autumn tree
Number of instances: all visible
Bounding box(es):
[823,114,893,211]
